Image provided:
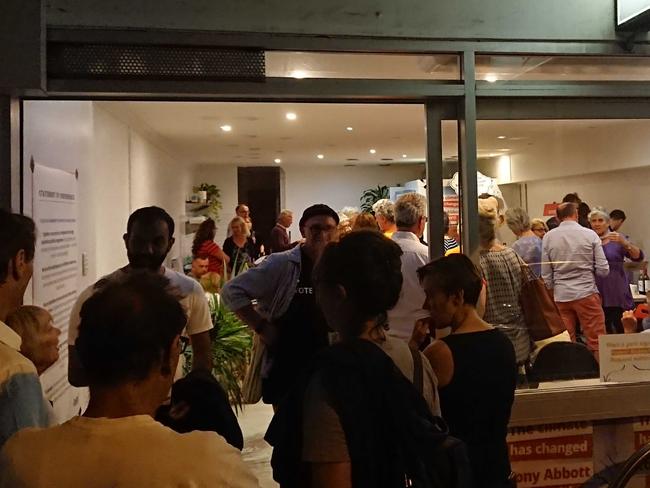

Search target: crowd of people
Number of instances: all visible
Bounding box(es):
[0,187,644,487]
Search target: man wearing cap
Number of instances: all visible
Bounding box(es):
[221,204,339,405]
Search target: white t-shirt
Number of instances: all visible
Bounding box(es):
[69,267,213,346]
[0,415,259,488]
[387,232,430,341]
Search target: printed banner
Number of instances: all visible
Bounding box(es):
[32,163,85,422]
[508,422,594,487]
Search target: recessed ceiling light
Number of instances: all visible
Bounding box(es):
[497,135,507,139]
[402,154,408,158]
[485,74,498,83]
[346,127,354,132]
[286,112,297,121]
[220,125,232,132]
[290,70,307,79]
[274,158,282,164]
[317,154,324,159]
[369,149,377,154]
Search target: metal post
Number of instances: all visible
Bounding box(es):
[425,102,445,259]
[0,96,21,212]
[459,51,479,258]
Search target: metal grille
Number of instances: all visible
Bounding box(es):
[47,43,265,81]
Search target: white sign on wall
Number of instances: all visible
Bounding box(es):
[31,162,86,422]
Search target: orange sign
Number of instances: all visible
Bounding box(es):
[544,203,559,217]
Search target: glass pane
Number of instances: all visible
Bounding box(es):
[476,55,650,81]
[474,118,650,391]
[267,51,460,80]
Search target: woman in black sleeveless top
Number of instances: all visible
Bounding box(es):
[413,254,517,488]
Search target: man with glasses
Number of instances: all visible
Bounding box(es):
[388,193,430,342]
[222,204,339,406]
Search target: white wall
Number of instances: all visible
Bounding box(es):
[191,163,424,244]
[282,163,423,238]
[509,121,650,184]
[23,101,98,292]
[129,131,190,269]
[24,101,190,284]
[92,106,130,276]
[526,167,650,250]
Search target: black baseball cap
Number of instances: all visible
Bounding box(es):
[299,204,340,228]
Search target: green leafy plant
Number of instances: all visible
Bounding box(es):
[360,185,390,213]
[193,183,223,221]
[183,295,253,412]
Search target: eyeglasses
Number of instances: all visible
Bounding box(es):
[307,224,337,234]
[179,336,190,353]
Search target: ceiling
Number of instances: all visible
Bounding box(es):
[99,101,647,167]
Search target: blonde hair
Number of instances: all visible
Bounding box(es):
[6,306,51,347]
[530,218,549,232]
[478,206,498,247]
[229,216,250,238]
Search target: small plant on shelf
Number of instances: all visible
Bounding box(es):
[192,183,223,221]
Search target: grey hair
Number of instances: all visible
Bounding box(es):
[505,207,531,235]
[279,209,293,219]
[395,193,427,228]
[588,206,610,222]
[372,199,395,223]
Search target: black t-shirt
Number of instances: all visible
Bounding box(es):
[262,249,330,404]
[223,237,257,275]
[440,328,517,486]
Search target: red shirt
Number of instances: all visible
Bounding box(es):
[197,240,225,275]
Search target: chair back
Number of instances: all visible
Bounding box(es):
[529,342,598,383]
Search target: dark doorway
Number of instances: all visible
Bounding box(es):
[237,167,281,254]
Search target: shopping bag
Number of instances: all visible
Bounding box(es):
[519,263,566,341]
[242,333,265,404]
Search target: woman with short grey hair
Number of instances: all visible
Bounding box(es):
[505,207,543,278]
[589,206,644,334]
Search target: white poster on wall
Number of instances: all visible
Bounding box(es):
[32,162,86,422]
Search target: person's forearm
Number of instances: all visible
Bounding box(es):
[234,304,266,332]
[627,245,642,261]
[190,331,213,371]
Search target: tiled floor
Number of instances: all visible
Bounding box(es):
[238,402,278,488]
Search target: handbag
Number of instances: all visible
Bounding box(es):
[519,262,567,341]
[242,333,265,404]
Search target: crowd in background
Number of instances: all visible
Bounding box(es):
[0,186,645,487]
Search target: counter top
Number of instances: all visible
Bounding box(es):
[510,380,650,427]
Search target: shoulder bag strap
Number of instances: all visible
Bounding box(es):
[409,346,424,395]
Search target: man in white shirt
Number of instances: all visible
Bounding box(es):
[0,272,258,488]
[68,207,213,386]
[387,193,430,341]
[0,210,49,448]
[542,202,609,355]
